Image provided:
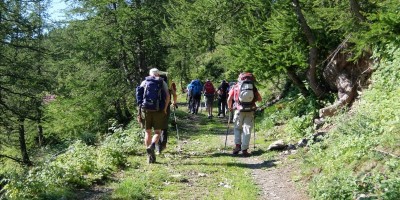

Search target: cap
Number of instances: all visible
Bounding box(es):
[149,68,160,76]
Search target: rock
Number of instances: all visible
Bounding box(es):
[297,138,308,147]
[287,143,296,150]
[267,140,287,151]
[314,118,325,129]
[312,131,327,142]
[356,194,377,200]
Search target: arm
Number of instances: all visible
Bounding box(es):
[163,82,170,113]
[227,89,234,111]
[171,87,178,106]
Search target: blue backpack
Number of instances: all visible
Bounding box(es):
[136,76,166,111]
[188,80,202,96]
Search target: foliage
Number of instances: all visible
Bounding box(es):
[257,90,320,143]
[0,0,55,165]
[2,126,142,199]
[355,0,400,57]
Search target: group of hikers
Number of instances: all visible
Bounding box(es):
[185,78,230,119]
[136,68,261,163]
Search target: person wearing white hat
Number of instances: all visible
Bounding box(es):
[138,68,170,163]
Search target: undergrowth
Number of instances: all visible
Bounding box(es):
[1,123,142,200]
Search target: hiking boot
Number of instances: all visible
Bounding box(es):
[146,146,156,163]
[232,144,241,155]
[242,149,251,157]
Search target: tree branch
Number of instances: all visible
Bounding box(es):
[373,148,400,159]
[292,0,325,98]
[0,154,24,164]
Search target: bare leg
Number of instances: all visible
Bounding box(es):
[152,129,161,145]
[145,129,152,147]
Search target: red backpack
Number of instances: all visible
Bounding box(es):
[204,81,215,95]
[234,73,257,111]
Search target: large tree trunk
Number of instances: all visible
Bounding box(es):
[18,118,32,166]
[292,0,325,98]
[286,65,309,96]
[319,47,373,118]
[349,0,366,22]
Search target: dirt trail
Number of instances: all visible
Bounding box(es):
[78,105,309,200]
[223,127,309,200]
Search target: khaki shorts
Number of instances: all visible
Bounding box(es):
[144,110,167,130]
[205,95,214,108]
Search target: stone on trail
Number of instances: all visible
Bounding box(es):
[267,139,287,151]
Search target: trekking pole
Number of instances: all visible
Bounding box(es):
[224,110,232,152]
[253,110,256,150]
[173,106,181,154]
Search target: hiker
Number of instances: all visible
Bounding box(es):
[216,80,229,118]
[227,72,262,157]
[186,81,193,112]
[187,79,202,114]
[136,68,170,163]
[157,75,178,154]
[203,79,216,119]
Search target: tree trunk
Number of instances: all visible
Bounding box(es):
[136,33,147,83]
[122,98,132,121]
[37,123,44,147]
[111,2,136,90]
[286,65,309,96]
[18,118,32,166]
[114,99,124,123]
[349,0,366,22]
[36,105,44,147]
[292,0,325,98]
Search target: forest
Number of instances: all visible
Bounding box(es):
[0,0,399,199]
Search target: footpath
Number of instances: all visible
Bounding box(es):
[79,106,309,199]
